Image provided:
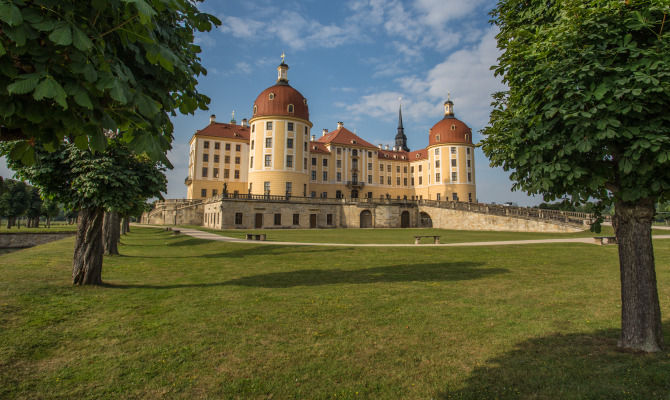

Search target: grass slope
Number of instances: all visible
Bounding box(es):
[1,228,669,399]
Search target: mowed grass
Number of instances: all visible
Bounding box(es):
[0,221,77,234]
[189,224,668,244]
[1,228,670,399]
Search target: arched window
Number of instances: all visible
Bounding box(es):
[303,98,307,105]
[288,104,294,113]
[451,124,456,131]
[436,135,440,141]
[253,105,257,114]
[269,93,275,100]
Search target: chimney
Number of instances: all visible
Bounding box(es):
[209,114,216,124]
[322,128,328,137]
[311,135,316,141]
[393,146,397,151]
[378,144,382,149]
[337,121,344,129]
[241,118,247,127]
[385,144,389,150]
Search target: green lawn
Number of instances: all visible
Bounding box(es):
[186,224,668,244]
[0,221,77,234]
[1,227,669,399]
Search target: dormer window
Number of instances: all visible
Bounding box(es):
[253,105,257,114]
[269,93,275,100]
[303,99,307,105]
[436,135,440,141]
[451,124,456,131]
[288,104,294,113]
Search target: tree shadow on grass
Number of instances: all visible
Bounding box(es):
[102,262,504,289]
[222,261,504,288]
[117,245,345,259]
[438,326,670,400]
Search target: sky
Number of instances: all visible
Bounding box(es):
[1,0,542,206]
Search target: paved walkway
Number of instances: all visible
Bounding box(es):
[136,225,670,248]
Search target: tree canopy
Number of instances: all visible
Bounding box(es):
[0,0,220,166]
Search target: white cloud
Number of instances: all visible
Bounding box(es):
[235,62,252,75]
[413,0,490,27]
[219,14,264,39]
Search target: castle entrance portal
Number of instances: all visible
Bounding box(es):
[401,211,410,228]
[419,212,433,228]
[360,210,372,228]
[310,214,317,228]
[255,213,263,228]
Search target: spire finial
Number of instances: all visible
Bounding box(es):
[281,51,286,64]
[448,92,451,101]
[230,110,236,124]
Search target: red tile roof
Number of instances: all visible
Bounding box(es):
[408,149,428,161]
[309,141,330,154]
[194,122,250,141]
[429,117,472,145]
[316,126,377,149]
[378,149,410,161]
[253,84,309,121]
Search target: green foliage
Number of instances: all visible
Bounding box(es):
[0,178,29,220]
[25,185,41,219]
[482,0,670,207]
[0,0,220,166]
[1,140,167,214]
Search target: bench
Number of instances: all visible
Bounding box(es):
[593,236,616,245]
[245,233,266,241]
[172,229,180,234]
[414,235,441,244]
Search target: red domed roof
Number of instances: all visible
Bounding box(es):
[429,117,472,146]
[252,84,309,121]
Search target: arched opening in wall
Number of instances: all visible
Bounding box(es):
[351,190,359,199]
[255,213,263,228]
[419,212,433,228]
[360,210,372,228]
[401,211,410,228]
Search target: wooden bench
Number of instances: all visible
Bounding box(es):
[414,235,441,244]
[593,236,616,245]
[245,233,266,241]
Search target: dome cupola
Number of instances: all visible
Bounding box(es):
[251,54,309,121]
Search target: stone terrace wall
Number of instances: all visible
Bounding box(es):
[0,232,75,248]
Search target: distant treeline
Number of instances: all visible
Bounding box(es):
[0,177,74,229]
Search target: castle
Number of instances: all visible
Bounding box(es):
[185,57,476,203]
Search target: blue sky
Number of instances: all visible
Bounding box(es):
[2,0,541,205]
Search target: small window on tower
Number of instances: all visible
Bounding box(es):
[269,93,275,100]
[253,105,257,114]
[288,104,294,113]
[451,124,456,131]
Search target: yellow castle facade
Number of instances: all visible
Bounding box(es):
[186,60,477,203]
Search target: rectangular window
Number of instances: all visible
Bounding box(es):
[396,177,400,185]
[451,159,457,167]
[311,170,317,180]
[469,193,473,202]
[379,176,384,184]
[379,164,384,171]
[201,189,207,197]
[286,155,293,167]
[323,171,328,181]
[288,122,294,131]
[274,213,281,225]
[437,193,441,201]
[293,214,299,225]
[368,175,372,184]
[235,156,240,165]
[322,192,327,198]
[265,138,272,148]
[396,166,400,173]
[435,160,440,168]
[368,151,372,158]
[204,141,209,149]
[404,177,408,186]
[435,148,440,155]
[236,144,241,151]
[312,157,317,165]
[453,192,458,201]
[285,182,292,195]
[368,162,372,170]
[452,172,458,181]
[265,155,272,167]
[212,189,218,197]
[468,172,472,182]
[304,142,307,151]
[287,138,294,148]
[337,172,342,182]
[225,155,230,164]
[467,148,471,155]
[387,165,391,172]
[224,169,229,178]
[411,177,415,186]
[213,168,219,178]
[436,173,441,182]
[323,159,328,167]
[411,166,414,173]
[251,140,254,150]
[214,142,220,150]
[234,170,240,179]
[203,153,209,162]
[418,165,422,172]
[387,176,391,185]
[252,124,256,133]
[451,147,456,154]
[327,214,333,225]
[336,159,342,168]
[305,126,308,135]
[250,157,254,168]
[214,154,219,163]
[304,158,307,169]
[266,121,273,130]
[467,159,471,168]
[225,143,230,151]
[419,176,423,185]
[337,148,341,155]
[404,166,407,173]
[264,181,270,193]
[367,192,372,198]
[202,167,208,177]
[310,191,316,198]
[235,212,243,225]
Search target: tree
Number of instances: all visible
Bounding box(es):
[3,140,167,285]
[25,185,42,228]
[41,197,59,228]
[482,0,670,352]
[0,178,30,228]
[0,0,219,165]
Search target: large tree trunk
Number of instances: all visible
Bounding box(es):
[103,211,120,255]
[72,208,104,285]
[613,198,663,352]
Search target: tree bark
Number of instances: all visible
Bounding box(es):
[120,216,128,235]
[613,198,663,352]
[72,208,104,285]
[103,211,120,255]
